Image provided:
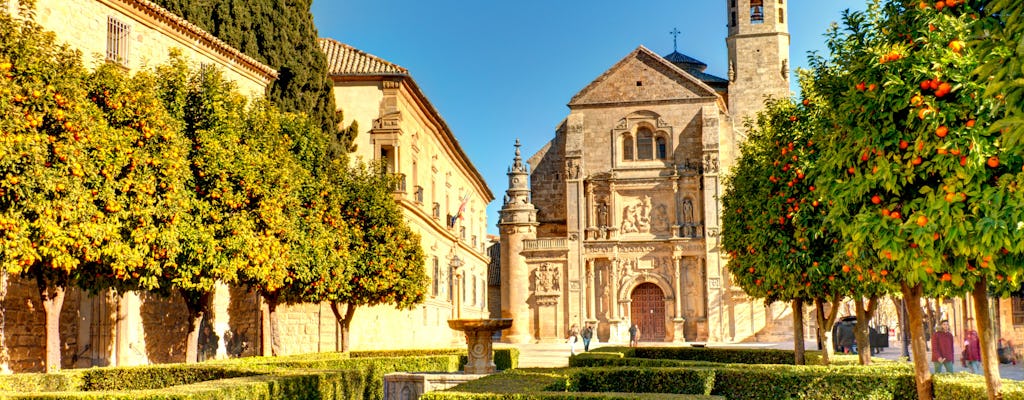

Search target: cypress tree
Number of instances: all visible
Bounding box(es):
[151,0,340,148]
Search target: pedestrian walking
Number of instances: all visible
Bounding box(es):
[567,324,579,355]
[964,322,981,373]
[628,323,640,348]
[931,320,955,373]
[581,323,594,352]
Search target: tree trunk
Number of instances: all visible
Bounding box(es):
[330,302,356,352]
[814,294,841,365]
[183,290,209,364]
[261,293,284,356]
[853,295,879,365]
[38,283,66,373]
[793,299,805,365]
[972,277,1003,400]
[902,282,933,400]
[0,269,9,374]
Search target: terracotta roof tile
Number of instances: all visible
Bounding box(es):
[318,38,408,76]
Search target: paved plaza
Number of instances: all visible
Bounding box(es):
[505,340,1024,380]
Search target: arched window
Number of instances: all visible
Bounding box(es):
[656,137,667,159]
[622,134,634,161]
[779,8,784,23]
[637,129,654,160]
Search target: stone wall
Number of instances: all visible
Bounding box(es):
[3,276,80,372]
[528,132,567,236]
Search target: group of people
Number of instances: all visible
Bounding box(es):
[566,323,641,355]
[931,319,1018,374]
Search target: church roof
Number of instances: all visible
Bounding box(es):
[662,51,729,88]
[569,45,723,107]
[318,38,409,77]
[663,51,707,71]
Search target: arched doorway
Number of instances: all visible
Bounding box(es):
[630,282,665,341]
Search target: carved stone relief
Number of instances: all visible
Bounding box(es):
[534,263,561,294]
[619,195,652,234]
[565,159,581,180]
[703,153,719,174]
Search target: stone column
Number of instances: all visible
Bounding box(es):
[586,260,596,321]
[609,259,619,321]
[673,256,686,342]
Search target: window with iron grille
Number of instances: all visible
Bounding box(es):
[106,16,131,66]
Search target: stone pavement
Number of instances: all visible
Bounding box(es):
[501,340,1024,380]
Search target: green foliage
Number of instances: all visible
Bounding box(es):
[423,393,722,400]
[722,95,845,304]
[81,62,192,294]
[0,0,113,290]
[148,0,340,145]
[633,347,802,365]
[566,367,715,395]
[332,159,428,310]
[933,372,1024,400]
[709,364,915,400]
[0,369,364,399]
[77,365,255,391]
[976,0,1024,146]
[813,0,1023,297]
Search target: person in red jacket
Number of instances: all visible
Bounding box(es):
[964,323,982,373]
[931,320,955,373]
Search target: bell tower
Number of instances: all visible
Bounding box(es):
[498,139,537,343]
[726,0,791,134]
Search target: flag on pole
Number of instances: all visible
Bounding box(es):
[450,193,470,228]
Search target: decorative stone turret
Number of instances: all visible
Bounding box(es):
[498,140,537,343]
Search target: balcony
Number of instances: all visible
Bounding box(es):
[523,237,568,251]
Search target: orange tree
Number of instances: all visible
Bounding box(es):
[0,9,122,372]
[812,1,1019,398]
[231,100,330,356]
[722,95,846,365]
[81,63,192,297]
[151,58,261,363]
[318,159,427,352]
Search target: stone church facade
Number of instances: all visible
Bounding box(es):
[499,0,795,344]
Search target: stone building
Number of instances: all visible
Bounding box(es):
[499,0,797,344]
[2,0,499,374]
[320,38,495,349]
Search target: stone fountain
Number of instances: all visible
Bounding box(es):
[447,318,513,374]
[383,318,513,400]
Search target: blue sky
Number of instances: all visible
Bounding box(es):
[310,1,866,235]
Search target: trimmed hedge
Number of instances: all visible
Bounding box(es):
[632,348,799,365]
[710,365,915,400]
[0,369,364,400]
[349,348,519,371]
[0,352,467,400]
[933,373,1024,400]
[423,369,722,400]
[217,354,461,400]
[423,392,723,399]
[566,367,715,395]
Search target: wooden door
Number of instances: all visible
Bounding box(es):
[630,283,665,341]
